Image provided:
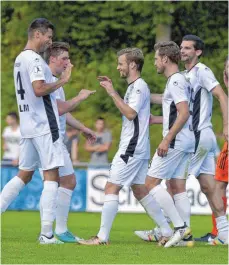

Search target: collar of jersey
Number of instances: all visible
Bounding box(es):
[128,77,141,86]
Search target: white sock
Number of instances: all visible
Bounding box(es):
[139,194,173,237]
[40,181,58,238]
[149,185,184,228]
[55,187,73,234]
[216,215,229,242]
[0,176,25,213]
[39,192,43,225]
[97,194,119,242]
[174,192,191,227]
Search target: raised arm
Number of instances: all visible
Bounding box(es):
[98,76,137,121]
[32,63,73,97]
[57,89,96,116]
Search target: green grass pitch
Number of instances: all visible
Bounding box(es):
[1,211,228,264]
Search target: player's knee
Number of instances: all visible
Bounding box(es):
[145,176,158,191]
[200,184,211,195]
[18,170,33,184]
[59,175,76,190]
[132,185,148,200]
[104,182,120,195]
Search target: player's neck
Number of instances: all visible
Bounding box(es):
[24,40,40,53]
[164,64,179,79]
[185,59,199,71]
[127,72,140,85]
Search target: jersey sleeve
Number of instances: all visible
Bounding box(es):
[28,56,45,83]
[128,82,147,113]
[169,76,188,105]
[199,67,219,92]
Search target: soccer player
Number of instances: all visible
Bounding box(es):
[145,41,195,248]
[79,48,173,245]
[195,56,229,244]
[39,41,97,243]
[0,18,72,244]
[136,36,229,246]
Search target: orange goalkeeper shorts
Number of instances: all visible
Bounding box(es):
[215,141,228,183]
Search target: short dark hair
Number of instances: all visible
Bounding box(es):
[28,18,54,38]
[97,117,105,121]
[182,35,205,52]
[117,48,144,72]
[7,112,18,121]
[45,42,70,63]
[154,41,181,64]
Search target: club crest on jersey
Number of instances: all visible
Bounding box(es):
[173,81,178,86]
[136,89,141,94]
[34,65,42,74]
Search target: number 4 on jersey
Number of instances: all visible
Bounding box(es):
[17,71,25,100]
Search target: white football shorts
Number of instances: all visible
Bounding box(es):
[39,140,74,179]
[108,152,149,187]
[147,148,191,180]
[188,127,217,177]
[19,132,64,171]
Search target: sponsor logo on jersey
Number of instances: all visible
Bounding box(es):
[33,65,42,74]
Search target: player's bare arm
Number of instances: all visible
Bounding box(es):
[212,85,228,141]
[150,93,163,104]
[57,89,96,116]
[149,114,163,125]
[157,101,190,157]
[32,63,73,96]
[98,76,137,121]
[223,70,228,89]
[66,113,96,144]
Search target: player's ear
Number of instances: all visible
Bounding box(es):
[162,55,168,64]
[196,50,202,57]
[33,30,40,39]
[130,61,136,69]
[49,56,56,64]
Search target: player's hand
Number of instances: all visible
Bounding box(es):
[98,76,116,96]
[97,76,112,83]
[60,63,73,83]
[223,70,228,89]
[223,124,228,142]
[78,89,96,100]
[157,139,169,157]
[82,127,97,144]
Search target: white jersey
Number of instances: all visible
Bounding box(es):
[163,72,195,152]
[183,62,219,131]
[118,78,150,161]
[2,126,21,160]
[14,50,60,141]
[52,76,66,138]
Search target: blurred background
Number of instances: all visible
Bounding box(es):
[1,0,228,163]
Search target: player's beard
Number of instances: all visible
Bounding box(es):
[120,69,129,78]
[40,42,50,53]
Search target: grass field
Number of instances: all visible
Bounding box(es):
[1,211,228,264]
